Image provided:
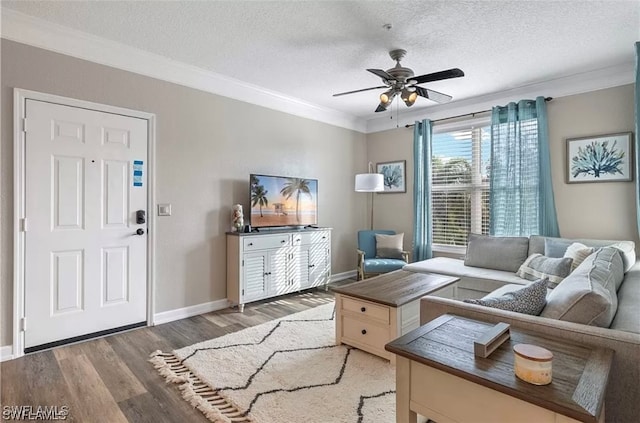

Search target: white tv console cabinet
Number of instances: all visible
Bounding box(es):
[226,228,332,312]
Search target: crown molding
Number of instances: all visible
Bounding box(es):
[366,62,635,133]
[2,9,633,136]
[0,8,367,133]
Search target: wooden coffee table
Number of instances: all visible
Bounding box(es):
[333,270,458,362]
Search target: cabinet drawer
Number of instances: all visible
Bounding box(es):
[243,235,289,250]
[292,231,330,246]
[341,316,389,351]
[341,297,389,324]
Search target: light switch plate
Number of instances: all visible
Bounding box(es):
[157,204,172,216]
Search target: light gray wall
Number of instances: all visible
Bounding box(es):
[1,40,368,346]
[547,85,637,244]
[368,84,639,255]
[366,127,414,254]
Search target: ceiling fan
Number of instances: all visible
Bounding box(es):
[333,49,464,112]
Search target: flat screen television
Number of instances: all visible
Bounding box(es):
[250,174,318,228]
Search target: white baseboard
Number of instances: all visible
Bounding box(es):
[1,345,14,362]
[152,273,355,326]
[153,298,230,325]
[331,270,357,282]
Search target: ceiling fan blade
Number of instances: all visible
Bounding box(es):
[415,86,453,104]
[367,68,394,81]
[374,103,388,113]
[333,85,388,97]
[413,68,465,85]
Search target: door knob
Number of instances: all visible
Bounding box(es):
[135,228,145,236]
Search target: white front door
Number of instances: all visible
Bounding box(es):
[24,99,148,349]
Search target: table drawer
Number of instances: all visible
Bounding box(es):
[341,316,389,352]
[410,361,556,423]
[341,297,389,324]
[243,235,289,250]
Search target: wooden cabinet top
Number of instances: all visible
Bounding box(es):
[332,270,458,307]
[386,314,614,423]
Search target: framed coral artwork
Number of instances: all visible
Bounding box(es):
[376,160,406,193]
[566,132,634,183]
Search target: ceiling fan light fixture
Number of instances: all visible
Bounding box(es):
[380,89,395,106]
[401,88,418,106]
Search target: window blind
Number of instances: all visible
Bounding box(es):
[432,126,490,246]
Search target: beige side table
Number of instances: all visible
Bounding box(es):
[386,314,614,423]
[332,270,458,363]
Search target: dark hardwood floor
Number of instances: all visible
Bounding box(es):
[1,284,347,422]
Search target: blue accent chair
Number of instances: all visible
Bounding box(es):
[357,230,409,280]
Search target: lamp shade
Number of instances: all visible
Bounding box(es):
[355,173,384,192]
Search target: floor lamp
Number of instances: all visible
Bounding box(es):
[355,162,384,230]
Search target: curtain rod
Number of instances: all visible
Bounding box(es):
[404,97,553,128]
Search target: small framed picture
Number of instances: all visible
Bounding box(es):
[566,132,634,183]
[376,160,406,193]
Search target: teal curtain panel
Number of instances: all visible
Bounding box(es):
[490,97,560,237]
[535,97,560,237]
[413,119,433,261]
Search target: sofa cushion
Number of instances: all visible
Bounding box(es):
[563,242,595,271]
[610,261,640,333]
[516,254,573,288]
[530,235,635,272]
[464,279,547,315]
[375,233,404,259]
[404,257,528,299]
[464,233,529,272]
[544,238,573,257]
[540,247,623,327]
[403,257,527,292]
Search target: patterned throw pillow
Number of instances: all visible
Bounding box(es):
[375,233,404,259]
[563,242,595,271]
[464,279,548,315]
[516,254,573,288]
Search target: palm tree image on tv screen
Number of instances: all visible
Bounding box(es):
[250,175,318,227]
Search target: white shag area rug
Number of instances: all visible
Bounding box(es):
[150,302,395,423]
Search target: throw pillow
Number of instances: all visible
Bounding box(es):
[608,241,636,272]
[375,233,404,259]
[544,238,573,258]
[516,254,573,288]
[464,278,548,315]
[563,242,595,271]
[464,233,530,272]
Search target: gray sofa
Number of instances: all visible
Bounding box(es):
[403,235,640,423]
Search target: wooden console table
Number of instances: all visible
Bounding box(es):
[386,314,613,423]
[333,270,458,362]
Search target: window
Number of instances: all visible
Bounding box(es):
[432,123,490,247]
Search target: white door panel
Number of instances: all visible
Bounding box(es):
[24,99,148,348]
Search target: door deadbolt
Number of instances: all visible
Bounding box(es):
[136,210,146,224]
[135,228,145,236]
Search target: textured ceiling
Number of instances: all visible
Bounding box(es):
[3,1,639,120]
